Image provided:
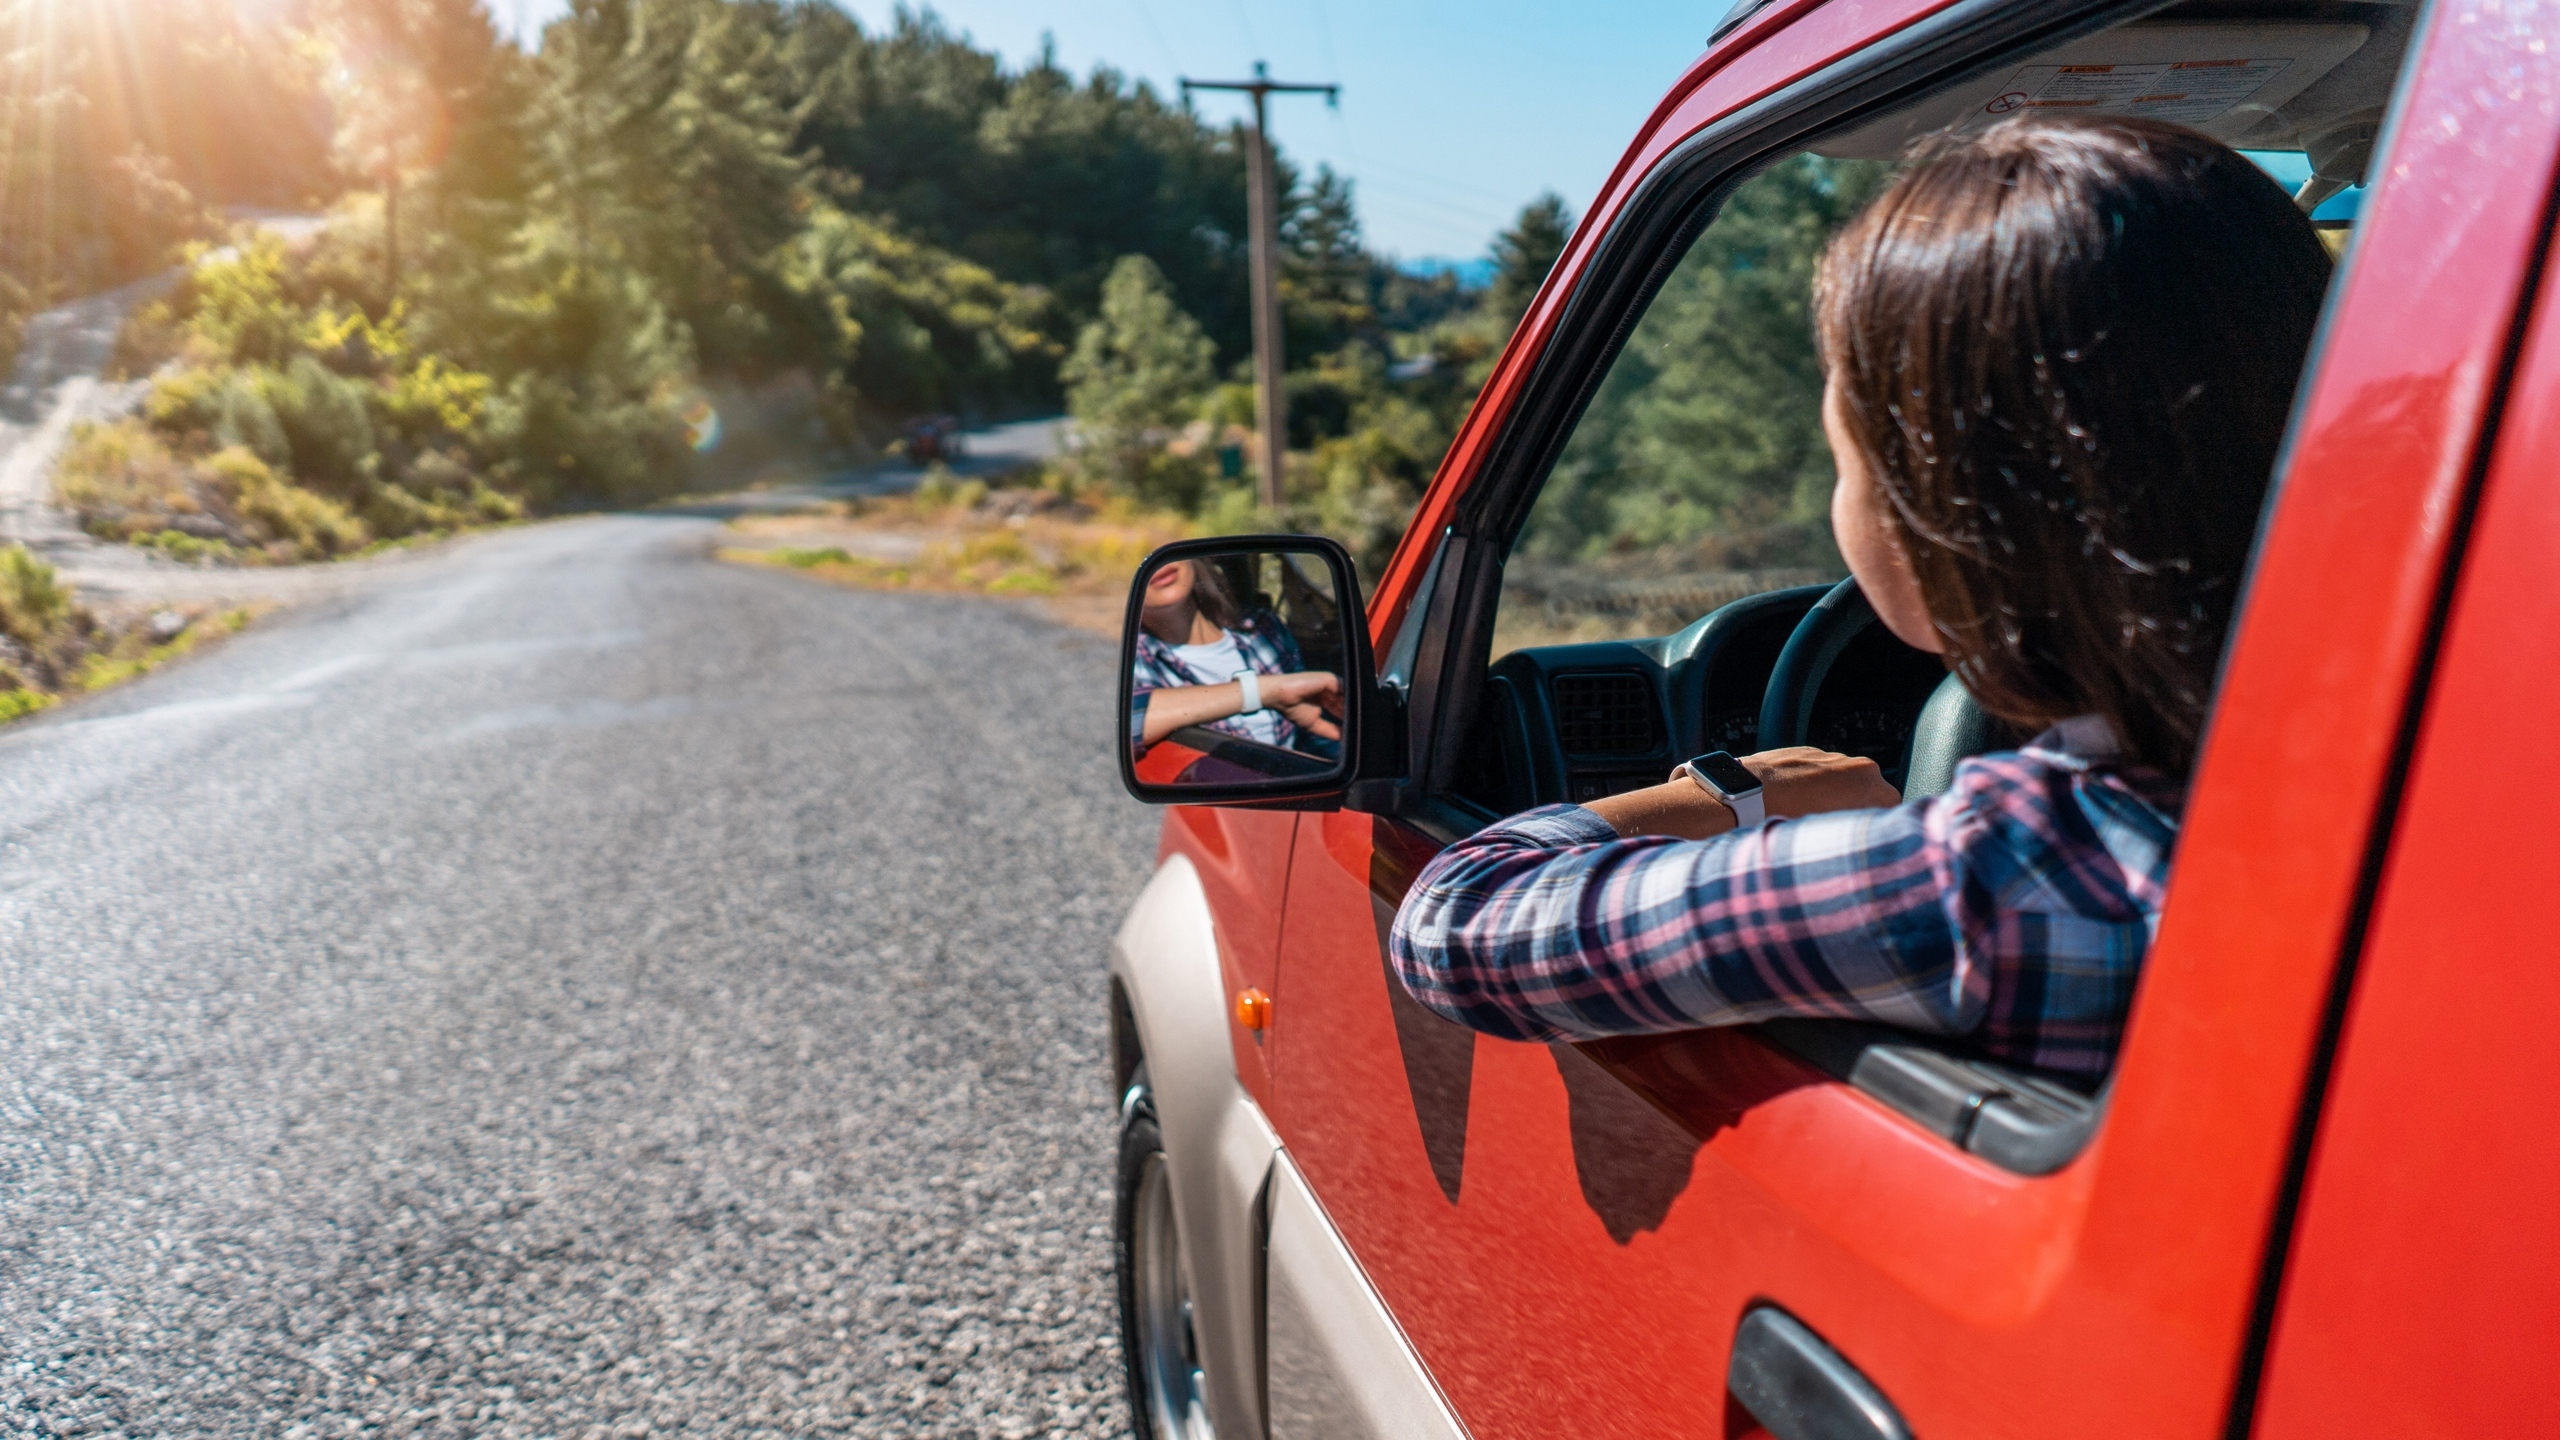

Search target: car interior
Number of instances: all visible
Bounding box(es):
[1424,0,2423,1172]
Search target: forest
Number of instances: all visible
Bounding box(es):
[1,0,1862,585]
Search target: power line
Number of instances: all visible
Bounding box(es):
[1361,189,1509,228]
[1345,150,1537,209]
[1337,173,1525,244]
[1122,0,1183,76]
[1298,0,1370,218]
[1342,169,1513,220]
[1223,0,1261,59]
[1303,0,1343,86]
[1358,197,1513,252]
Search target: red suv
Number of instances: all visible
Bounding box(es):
[1106,0,2560,1435]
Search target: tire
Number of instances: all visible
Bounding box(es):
[1116,1064,1219,1440]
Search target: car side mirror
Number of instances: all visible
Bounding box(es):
[1117,536,1386,807]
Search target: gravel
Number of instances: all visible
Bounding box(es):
[0,516,1159,1438]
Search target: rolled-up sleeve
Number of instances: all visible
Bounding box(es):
[1387,801,1980,1044]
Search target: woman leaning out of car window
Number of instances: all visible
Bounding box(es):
[1128,558,1343,756]
[1389,115,2334,1084]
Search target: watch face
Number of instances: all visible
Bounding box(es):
[1687,750,1761,795]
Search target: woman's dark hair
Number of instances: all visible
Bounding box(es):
[1814,115,2332,777]
[1188,558,1243,630]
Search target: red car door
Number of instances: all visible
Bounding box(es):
[1263,0,2560,1435]
[2252,207,2560,1440]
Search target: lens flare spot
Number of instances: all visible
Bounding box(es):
[684,400,722,453]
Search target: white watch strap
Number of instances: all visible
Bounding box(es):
[1236,670,1263,713]
[1679,760,1766,829]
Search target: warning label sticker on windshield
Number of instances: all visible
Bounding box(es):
[1978,58,2292,128]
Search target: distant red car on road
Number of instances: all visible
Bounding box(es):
[1105,0,2560,1436]
[898,414,966,464]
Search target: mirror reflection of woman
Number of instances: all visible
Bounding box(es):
[1130,560,1342,754]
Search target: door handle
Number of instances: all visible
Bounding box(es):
[1727,1306,1913,1440]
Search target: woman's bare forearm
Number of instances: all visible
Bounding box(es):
[1584,782,1738,839]
[1138,683,1243,744]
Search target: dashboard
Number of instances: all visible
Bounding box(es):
[1450,585,1953,818]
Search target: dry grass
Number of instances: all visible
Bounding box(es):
[72,605,262,693]
[719,486,1193,636]
[54,418,519,567]
[54,420,374,562]
[0,541,264,724]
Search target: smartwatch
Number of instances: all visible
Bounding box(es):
[1674,750,1766,828]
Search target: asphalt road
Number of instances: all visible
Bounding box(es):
[0,517,1159,1437]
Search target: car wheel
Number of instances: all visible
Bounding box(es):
[1116,1064,1217,1440]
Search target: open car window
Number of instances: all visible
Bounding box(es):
[1442,0,2429,1166]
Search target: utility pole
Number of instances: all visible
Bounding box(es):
[1181,63,1338,510]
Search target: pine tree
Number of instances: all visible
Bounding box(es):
[1062,255,1215,500]
[522,0,686,276]
[779,7,1250,361]
[1518,157,1889,567]
[1283,165,1372,354]
[1488,192,1575,331]
[782,202,1054,429]
[313,0,445,297]
[520,0,804,370]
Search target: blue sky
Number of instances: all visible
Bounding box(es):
[493,1,1733,261]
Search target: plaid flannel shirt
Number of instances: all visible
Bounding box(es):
[1128,610,1308,756]
[1388,717,2181,1080]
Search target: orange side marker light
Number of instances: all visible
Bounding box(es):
[1234,988,1272,1031]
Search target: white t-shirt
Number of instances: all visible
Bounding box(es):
[1172,631,1285,746]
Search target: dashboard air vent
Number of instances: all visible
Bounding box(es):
[1553,672,1661,757]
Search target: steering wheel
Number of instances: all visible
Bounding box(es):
[1754,577,1992,799]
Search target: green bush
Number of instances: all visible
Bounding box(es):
[149,366,292,469]
[0,542,87,698]
[135,530,240,565]
[154,357,387,500]
[55,420,200,539]
[358,468,509,539]
[910,468,998,516]
[0,545,71,647]
[774,546,853,568]
[266,356,379,495]
[176,239,299,368]
[109,242,543,557]
[484,367,686,508]
[203,448,370,560]
[0,688,53,722]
